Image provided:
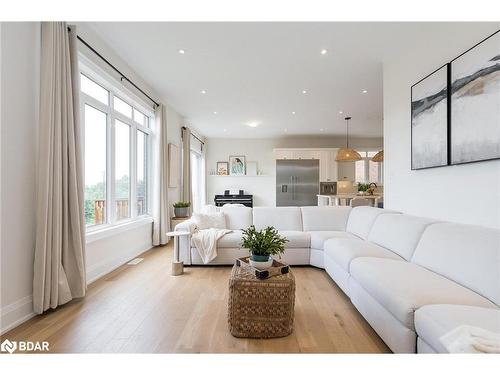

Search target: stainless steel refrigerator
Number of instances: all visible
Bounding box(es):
[276,159,319,206]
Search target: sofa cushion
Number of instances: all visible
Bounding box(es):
[220,206,253,230]
[279,231,310,248]
[324,237,403,272]
[346,207,399,239]
[190,230,243,248]
[308,231,355,250]
[350,258,497,330]
[368,214,438,261]
[415,304,500,353]
[253,207,302,231]
[301,206,352,231]
[216,230,243,248]
[411,222,500,306]
[192,212,226,230]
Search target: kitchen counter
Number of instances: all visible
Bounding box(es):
[317,194,382,207]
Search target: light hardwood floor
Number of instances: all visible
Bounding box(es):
[2,244,390,353]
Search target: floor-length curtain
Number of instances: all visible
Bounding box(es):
[152,104,170,246]
[181,126,192,214]
[33,23,86,314]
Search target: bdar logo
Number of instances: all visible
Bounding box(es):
[1,339,17,354]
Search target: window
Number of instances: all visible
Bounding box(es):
[190,135,205,213]
[113,96,133,118]
[84,105,107,226]
[355,151,383,184]
[81,71,153,230]
[115,120,130,221]
[136,130,148,215]
[81,74,109,105]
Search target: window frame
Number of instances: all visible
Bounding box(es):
[80,60,154,233]
[354,150,384,185]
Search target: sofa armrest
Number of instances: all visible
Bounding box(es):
[175,219,197,233]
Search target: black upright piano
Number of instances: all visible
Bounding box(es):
[214,191,253,207]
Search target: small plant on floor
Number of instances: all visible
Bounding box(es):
[173,201,191,217]
[241,225,288,269]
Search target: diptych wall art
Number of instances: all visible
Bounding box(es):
[410,30,499,170]
[450,31,500,165]
[411,65,449,170]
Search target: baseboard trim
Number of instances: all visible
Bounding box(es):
[1,241,151,334]
[86,240,152,285]
[0,295,36,335]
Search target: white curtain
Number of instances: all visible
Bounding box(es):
[33,22,86,314]
[152,104,170,246]
[181,126,192,214]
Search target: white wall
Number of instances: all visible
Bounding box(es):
[0,22,40,333]
[0,23,187,334]
[205,136,383,207]
[383,23,500,229]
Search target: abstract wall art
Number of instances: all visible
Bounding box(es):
[450,31,500,165]
[411,64,449,170]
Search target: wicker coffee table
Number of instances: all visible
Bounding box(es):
[228,261,295,338]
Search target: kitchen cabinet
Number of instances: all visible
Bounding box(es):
[274,148,338,182]
[337,161,356,181]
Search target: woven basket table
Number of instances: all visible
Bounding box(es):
[228,261,295,338]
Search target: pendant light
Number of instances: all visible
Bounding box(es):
[336,116,362,162]
[371,150,384,162]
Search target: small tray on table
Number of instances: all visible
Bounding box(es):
[234,256,289,280]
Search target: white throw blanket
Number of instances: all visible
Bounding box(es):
[440,325,500,353]
[191,229,232,264]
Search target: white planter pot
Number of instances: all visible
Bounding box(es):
[249,257,273,270]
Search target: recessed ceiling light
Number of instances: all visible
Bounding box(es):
[178,49,185,54]
[320,49,328,55]
[284,128,288,132]
[246,121,260,128]
[302,90,307,94]
[223,129,227,132]
[213,111,217,115]
[291,111,296,115]
[339,110,343,114]
[200,90,207,94]
[320,128,324,132]
[362,89,368,94]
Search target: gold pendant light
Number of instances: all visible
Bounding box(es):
[371,150,384,162]
[336,116,362,162]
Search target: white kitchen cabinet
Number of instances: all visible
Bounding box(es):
[274,149,295,159]
[337,161,356,181]
[325,149,338,182]
[292,150,315,160]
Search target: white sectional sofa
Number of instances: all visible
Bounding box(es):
[175,205,500,353]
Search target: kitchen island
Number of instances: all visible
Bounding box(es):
[317,194,382,207]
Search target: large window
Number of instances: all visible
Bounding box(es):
[190,135,205,213]
[355,151,383,184]
[81,70,153,230]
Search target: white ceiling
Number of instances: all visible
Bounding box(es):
[83,22,489,139]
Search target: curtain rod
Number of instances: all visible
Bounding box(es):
[69,27,160,108]
[182,126,205,145]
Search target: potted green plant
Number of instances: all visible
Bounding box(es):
[173,201,191,217]
[357,183,370,195]
[241,225,288,270]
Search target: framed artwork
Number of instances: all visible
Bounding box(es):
[216,161,229,176]
[229,155,246,175]
[246,161,257,176]
[168,143,180,187]
[450,30,500,165]
[411,64,449,170]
